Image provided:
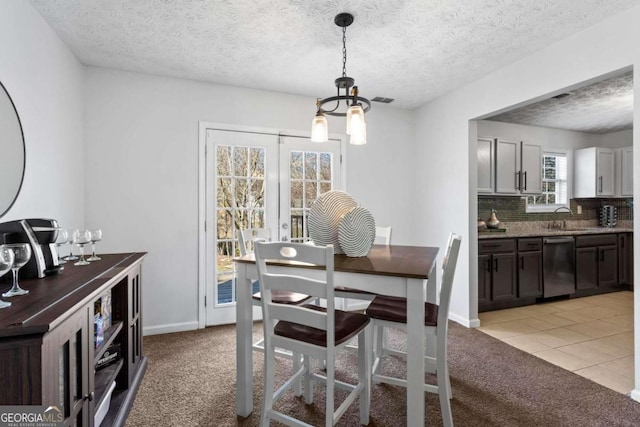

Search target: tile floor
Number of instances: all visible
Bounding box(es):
[478,291,635,394]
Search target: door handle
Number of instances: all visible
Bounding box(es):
[599,176,603,193]
[523,171,527,191]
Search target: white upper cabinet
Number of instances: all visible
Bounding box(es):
[520,142,543,194]
[494,138,542,195]
[477,137,494,193]
[574,147,615,197]
[615,146,633,197]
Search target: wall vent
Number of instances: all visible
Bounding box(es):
[372,97,394,103]
[552,92,572,99]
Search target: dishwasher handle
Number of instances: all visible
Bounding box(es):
[543,237,575,244]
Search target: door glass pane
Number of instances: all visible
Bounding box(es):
[216,144,266,305]
[287,148,336,243]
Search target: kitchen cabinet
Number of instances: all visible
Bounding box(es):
[615,147,633,197]
[478,239,517,311]
[495,138,542,194]
[575,235,617,290]
[517,238,542,298]
[477,137,494,193]
[618,232,633,286]
[0,253,146,427]
[574,147,615,197]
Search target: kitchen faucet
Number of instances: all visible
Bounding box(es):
[553,206,573,214]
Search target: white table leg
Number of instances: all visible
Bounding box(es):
[236,263,254,416]
[406,277,426,426]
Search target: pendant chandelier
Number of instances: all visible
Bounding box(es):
[311,13,371,145]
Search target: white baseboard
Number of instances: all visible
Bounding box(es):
[630,389,640,402]
[143,321,199,336]
[449,312,480,328]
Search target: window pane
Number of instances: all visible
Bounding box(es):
[544,168,556,179]
[217,146,231,176]
[319,153,332,181]
[250,179,264,208]
[235,179,248,206]
[234,147,247,177]
[290,151,303,179]
[217,210,233,239]
[305,181,318,207]
[218,178,233,207]
[305,152,317,180]
[547,182,556,193]
[250,210,265,229]
[320,182,332,194]
[548,194,556,204]
[290,181,303,208]
[249,147,265,178]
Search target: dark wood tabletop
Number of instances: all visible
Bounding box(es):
[234,244,439,279]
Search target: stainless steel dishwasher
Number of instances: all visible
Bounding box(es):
[543,236,576,298]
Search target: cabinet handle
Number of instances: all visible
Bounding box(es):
[487,258,492,273]
[494,258,498,272]
[523,171,527,191]
[599,176,603,193]
[84,392,94,401]
[515,171,520,191]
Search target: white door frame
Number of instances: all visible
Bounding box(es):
[197,122,347,328]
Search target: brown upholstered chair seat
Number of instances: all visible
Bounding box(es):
[252,290,311,305]
[366,295,439,326]
[274,304,370,347]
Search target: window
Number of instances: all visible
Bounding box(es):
[526,152,568,212]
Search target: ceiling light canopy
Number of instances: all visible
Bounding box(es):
[311,13,371,145]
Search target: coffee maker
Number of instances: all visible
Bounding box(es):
[0,218,63,279]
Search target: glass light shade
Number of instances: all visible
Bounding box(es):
[311,113,328,143]
[346,104,364,135]
[349,122,367,145]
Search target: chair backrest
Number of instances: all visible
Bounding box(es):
[437,233,462,329]
[374,226,392,245]
[237,228,272,256]
[254,242,335,344]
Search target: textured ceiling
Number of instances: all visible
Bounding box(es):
[30,0,639,120]
[486,71,634,134]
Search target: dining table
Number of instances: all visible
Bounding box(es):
[234,243,440,426]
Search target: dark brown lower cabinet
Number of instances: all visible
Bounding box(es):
[478,239,517,311]
[618,233,634,286]
[517,238,542,298]
[575,235,618,291]
[0,253,146,427]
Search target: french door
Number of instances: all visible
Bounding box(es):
[203,127,343,326]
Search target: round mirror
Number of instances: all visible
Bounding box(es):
[0,82,26,218]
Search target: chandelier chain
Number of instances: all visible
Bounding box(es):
[342,26,347,78]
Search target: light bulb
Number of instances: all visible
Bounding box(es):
[349,121,367,145]
[311,113,328,143]
[346,104,364,135]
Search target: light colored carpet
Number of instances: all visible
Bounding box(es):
[125,322,640,426]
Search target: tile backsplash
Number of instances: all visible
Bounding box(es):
[478,196,633,223]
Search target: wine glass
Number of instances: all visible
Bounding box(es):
[72,229,91,266]
[87,229,102,261]
[62,228,79,261]
[0,246,15,308]
[55,228,70,264]
[2,243,32,297]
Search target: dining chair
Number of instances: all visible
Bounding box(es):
[254,242,372,427]
[365,233,462,427]
[237,228,313,358]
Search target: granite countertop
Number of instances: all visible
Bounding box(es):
[478,220,633,239]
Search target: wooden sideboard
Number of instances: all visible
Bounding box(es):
[0,252,146,427]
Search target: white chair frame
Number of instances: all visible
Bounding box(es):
[369,233,462,427]
[255,242,372,427]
